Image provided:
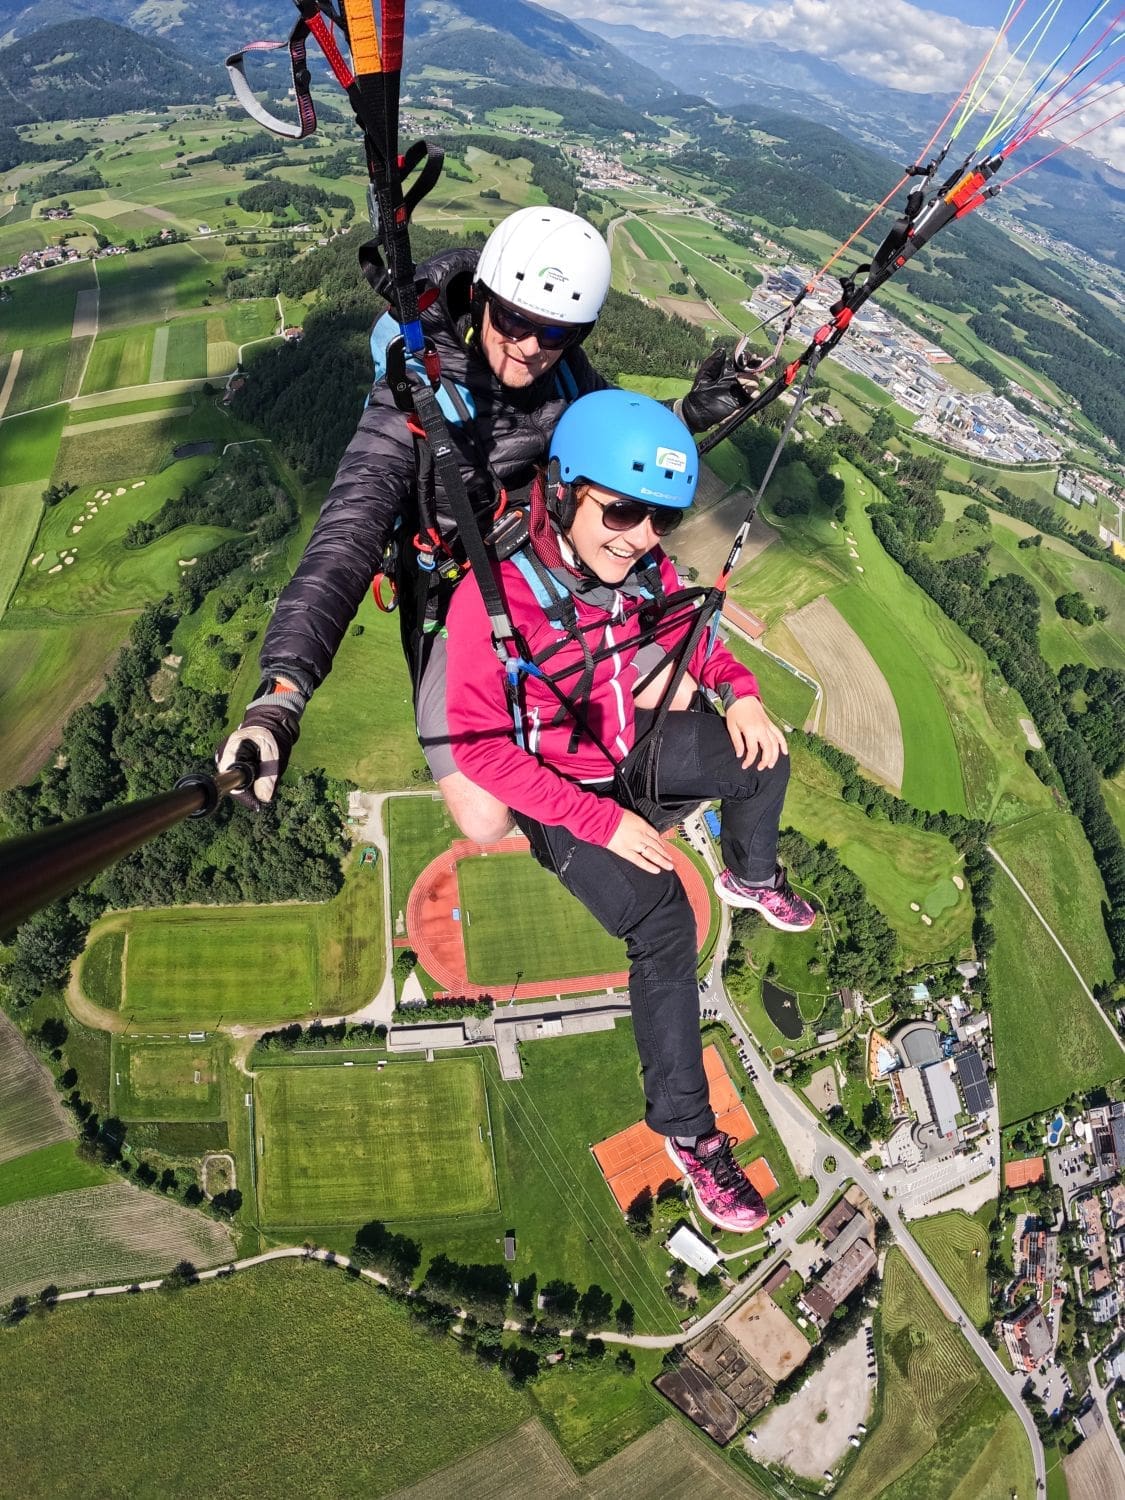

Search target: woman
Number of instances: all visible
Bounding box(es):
[445,389,814,1233]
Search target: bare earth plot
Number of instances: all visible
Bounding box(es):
[0,1182,234,1302]
[750,1326,872,1479]
[787,594,904,790]
[1063,1423,1125,1500]
[394,1419,581,1499]
[0,1011,72,1165]
[678,499,777,584]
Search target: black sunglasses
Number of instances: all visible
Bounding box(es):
[487,292,591,352]
[588,493,684,537]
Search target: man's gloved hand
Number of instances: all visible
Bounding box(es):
[216,680,305,810]
[678,342,766,433]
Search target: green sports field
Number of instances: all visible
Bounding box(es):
[255,1057,498,1228]
[458,851,629,984]
[111,1037,223,1122]
[91,860,384,1027]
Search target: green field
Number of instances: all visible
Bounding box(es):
[0,1259,529,1495]
[0,482,42,620]
[95,246,210,329]
[0,1181,235,1303]
[0,617,134,788]
[991,810,1116,988]
[0,260,93,352]
[255,1057,498,1228]
[459,852,628,985]
[622,219,671,262]
[88,860,384,1027]
[784,742,972,968]
[0,406,68,485]
[111,1038,223,1122]
[989,859,1123,1124]
[4,339,84,414]
[81,328,156,393]
[0,1140,111,1209]
[838,1250,1035,1500]
[910,1211,991,1328]
[388,794,457,922]
[162,320,208,380]
[79,929,123,1009]
[726,637,817,730]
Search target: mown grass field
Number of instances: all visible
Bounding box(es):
[910,1210,991,1328]
[531,1356,667,1475]
[725,636,817,729]
[0,406,68,485]
[837,1250,1034,1500]
[0,1012,72,1165]
[95,246,211,329]
[0,1140,111,1210]
[0,1181,234,1302]
[0,617,134,788]
[0,482,42,620]
[0,259,93,352]
[991,810,1116,989]
[0,1259,529,1496]
[255,1057,498,1228]
[989,859,1123,1124]
[88,861,384,1027]
[459,852,627,985]
[111,1038,223,1122]
[388,793,458,922]
[784,741,972,968]
[4,339,85,413]
[81,327,156,393]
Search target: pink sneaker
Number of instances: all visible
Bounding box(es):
[714,868,815,931]
[666,1131,768,1234]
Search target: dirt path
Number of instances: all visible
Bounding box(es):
[62,406,192,436]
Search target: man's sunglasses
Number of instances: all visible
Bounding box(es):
[588,493,684,537]
[487,292,592,352]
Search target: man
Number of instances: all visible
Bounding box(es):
[218,206,755,838]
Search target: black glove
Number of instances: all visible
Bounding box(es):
[679,344,763,433]
[215,683,304,811]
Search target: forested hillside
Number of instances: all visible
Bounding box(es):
[0,19,219,126]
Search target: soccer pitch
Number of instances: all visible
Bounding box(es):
[458,852,626,985]
[111,1038,222,1122]
[254,1058,498,1228]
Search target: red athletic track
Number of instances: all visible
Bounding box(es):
[406,833,712,1000]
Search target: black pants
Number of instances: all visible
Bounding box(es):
[515,708,790,1138]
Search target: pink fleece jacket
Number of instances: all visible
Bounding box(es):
[444,550,758,847]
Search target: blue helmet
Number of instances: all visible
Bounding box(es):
[549,389,698,509]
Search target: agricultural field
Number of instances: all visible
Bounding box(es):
[0,405,68,486]
[0,1011,72,1165]
[459,852,627,985]
[111,1038,223,1122]
[4,338,86,414]
[84,859,384,1028]
[988,863,1123,1124]
[0,617,133,788]
[81,328,156,393]
[0,260,94,353]
[725,638,817,730]
[255,1057,498,1229]
[0,1259,529,1496]
[910,1210,991,1328]
[837,1250,1034,1500]
[0,482,42,619]
[0,1181,234,1302]
[991,810,1116,989]
[0,1140,111,1210]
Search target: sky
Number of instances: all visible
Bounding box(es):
[561,0,1124,169]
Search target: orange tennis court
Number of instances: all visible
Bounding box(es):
[592,1045,778,1212]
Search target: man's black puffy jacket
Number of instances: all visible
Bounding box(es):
[260,247,608,695]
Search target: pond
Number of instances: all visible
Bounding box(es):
[173,441,217,458]
[762,980,803,1041]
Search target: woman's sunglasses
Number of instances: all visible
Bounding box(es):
[487,292,592,352]
[588,493,684,537]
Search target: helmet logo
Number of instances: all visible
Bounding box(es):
[538,265,568,283]
[656,446,687,472]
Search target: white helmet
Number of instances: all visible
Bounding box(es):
[475,206,611,325]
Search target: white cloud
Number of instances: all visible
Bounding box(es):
[567,0,1123,169]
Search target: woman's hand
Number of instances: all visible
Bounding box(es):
[607,809,676,874]
[725,695,787,770]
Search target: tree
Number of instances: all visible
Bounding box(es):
[576,1284,613,1329]
[211,1188,243,1216]
[615,1298,635,1334]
